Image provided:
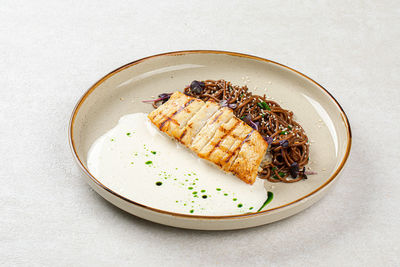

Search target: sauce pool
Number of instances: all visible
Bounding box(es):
[87,113,269,215]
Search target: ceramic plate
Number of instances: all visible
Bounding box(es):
[69,50,351,230]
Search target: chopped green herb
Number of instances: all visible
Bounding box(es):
[188,187,193,190]
[249,207,254,210]
[233,198,237,201]
[224,193,228,196]
[110,138,115,141]
[192,191,197,195]
[201,190,206,193]
[190,210,194,213]
[130,162,134,164]
[238,203,243,208]
[287,125,292,130]
[155,181,162,186]
[151,151,156,155]
[280,131,287,135]
[216,188,221,191]
[126,132,131,136]
[175,200,178,203]
[257,102,271,110]
[240,116,246,120]
[273,172,285,179]
[145,161,153,165]
[272,167,277,171]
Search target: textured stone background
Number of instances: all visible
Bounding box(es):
[1,1,399,266]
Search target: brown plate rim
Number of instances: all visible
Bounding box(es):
[68,50,352,220]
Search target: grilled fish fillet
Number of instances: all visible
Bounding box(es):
[148,91,268,184]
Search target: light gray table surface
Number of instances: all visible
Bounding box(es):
[1,1,399,266]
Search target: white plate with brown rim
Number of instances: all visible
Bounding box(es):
[69,50,351,230]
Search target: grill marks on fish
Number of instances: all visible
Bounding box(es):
[180,101,220,145]
[223,128,253,172]
[211,110,224,123]
[199,118,240,160]
[159,99,195,131]
[229,130,266,184]
[179,128,188,141]
[208,119,241,156]
[148,92,268,184]
[208,120,247,169]
[191,108,233,154]
[169,99,204,138]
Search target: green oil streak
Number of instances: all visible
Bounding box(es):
[257,191,274,212]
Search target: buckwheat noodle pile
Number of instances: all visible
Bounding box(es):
[152,79,310,183]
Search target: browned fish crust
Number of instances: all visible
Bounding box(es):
[148,92,268,184]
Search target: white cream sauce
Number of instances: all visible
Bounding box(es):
[87,113,268,215]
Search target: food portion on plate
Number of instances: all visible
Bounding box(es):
[148,80,311,184]
[148,91,268,184]
[87,79,313,215]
